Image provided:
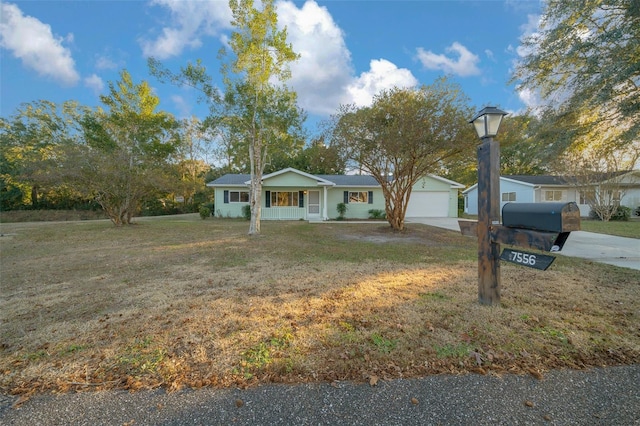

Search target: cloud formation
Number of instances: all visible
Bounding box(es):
[416,42,481,77]
[84,74,104,95]
[140,0,232,59]
[278,1,417,114]
[0,2,80,86]
[143,0,419,116]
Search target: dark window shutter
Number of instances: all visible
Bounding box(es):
[368,191,373,204]
[223,190,229,204]
[344,191,349,204]
[299,191,304,208]
[265,191,271,208]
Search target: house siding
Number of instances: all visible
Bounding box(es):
[326,187,384,219]
[208,168,464,220]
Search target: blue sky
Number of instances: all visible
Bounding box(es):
[1,0,542,136]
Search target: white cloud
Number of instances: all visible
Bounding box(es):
[277,0,354,114]
[415,42,481,77]
[84,74,104,95]
[278,1,417,114]
[140,0,233,59]
[95,55,118,70]
[0,2,80,86]
[347,59,418,107]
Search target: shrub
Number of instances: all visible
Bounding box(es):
[336,202,347,220]
[242,204,251,220]
[368,209,385,219]
[199,205,211,220]
[589,205,632,221]
[635,206,640,217]
[611,205,631,221]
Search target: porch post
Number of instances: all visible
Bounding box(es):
[323,186,328,220]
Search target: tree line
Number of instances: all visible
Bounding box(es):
[1,0,638,229]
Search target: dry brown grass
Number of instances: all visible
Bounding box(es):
[1,214,638,397]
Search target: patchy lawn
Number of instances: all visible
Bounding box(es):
[1,215,638,398]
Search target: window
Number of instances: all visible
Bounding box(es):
[270,191,299,207]
[501,192,516,202]
[544,190,563,201]
[348,191,368,203]
[579,190,595,205]
[229,191,249,203]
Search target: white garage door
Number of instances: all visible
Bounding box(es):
[406,192,450,217]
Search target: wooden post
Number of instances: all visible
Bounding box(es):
[476,137,501,305]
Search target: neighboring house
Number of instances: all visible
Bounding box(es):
[206,167,464,221]
[462,171,640,217]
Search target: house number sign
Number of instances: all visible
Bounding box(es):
[500,248,556,271]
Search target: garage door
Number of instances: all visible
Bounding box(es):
[406,192,450,217]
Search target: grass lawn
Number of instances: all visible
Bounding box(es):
[579,218,640,239]
[1,214,638,397]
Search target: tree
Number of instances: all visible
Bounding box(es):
[0,100,82,210]
[513,0,640,148]
[65,70,178,225]
[328,80,475,231]
[444,113,552,186]
[221,0,303,235]
[560,122,640,221]
[172,117,215,210]
[264,137,346,174]
[148,0,304,235]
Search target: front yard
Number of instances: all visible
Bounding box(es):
[1,215,638,397]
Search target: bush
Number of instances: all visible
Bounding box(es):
[611,205,631,221]
[368,209,385,219]
[199,205,211,220]
[242,204,251,220]
[635,206,640,217]
[336,202,347,219]
[589,205,632,221]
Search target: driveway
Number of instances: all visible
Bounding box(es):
[406,217,640,271]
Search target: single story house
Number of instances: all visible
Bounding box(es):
[462,171,640,217]
[207,167,464,221]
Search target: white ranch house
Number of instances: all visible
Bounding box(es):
[207,167,464,221]
[462,171,640,217]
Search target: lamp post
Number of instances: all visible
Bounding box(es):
[469,106,508,306]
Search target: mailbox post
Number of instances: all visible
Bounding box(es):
[469,107,508,306]
[460,109,580,305]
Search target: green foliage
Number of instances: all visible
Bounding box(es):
[513,0,640,148]
[611,206,631,221]
[336,202,347,219]
[367,209,385,219]
[242,204,251,220]
[327,79,475,231]
[199,205,211,220]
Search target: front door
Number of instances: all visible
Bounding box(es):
[308,190,320,219]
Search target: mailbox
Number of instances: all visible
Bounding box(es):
[502,202,581,233]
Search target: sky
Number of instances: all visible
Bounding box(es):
[0,0,543,137]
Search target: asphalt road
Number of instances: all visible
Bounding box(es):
[1,365,639,425]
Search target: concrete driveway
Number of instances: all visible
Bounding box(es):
[406,217,640,271]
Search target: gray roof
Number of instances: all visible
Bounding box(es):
[207,174,251,186]
[316,174,379,186]
[503,175,571,185]
[207,173,379,187]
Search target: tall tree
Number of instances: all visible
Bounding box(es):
[221,0,303,235]
[0,100,81,210]
[65,70,178,225]
[148,0,304,235]
[328,80,475,231]
[513,0,640,148]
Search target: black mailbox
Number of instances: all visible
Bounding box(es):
[502,202,581,233]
